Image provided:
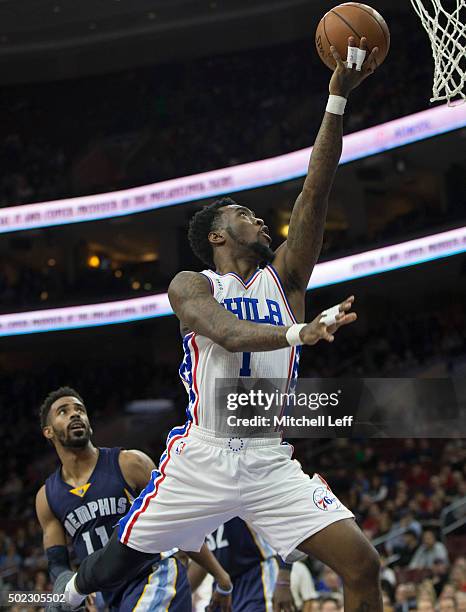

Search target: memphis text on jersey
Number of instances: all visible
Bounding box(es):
[226,414,355,427]
[63,496,128,536]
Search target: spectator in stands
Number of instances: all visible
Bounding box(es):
[394,530,420,567]
[431,559,452,598]
[315,567,342,595]
[395,583,417,612]
[450,562,466,593]
[290,560,317,610]
[320,596,343,612]
[368,475,389,503]
[438,596,458,612]
[416,600,435,612]
[409,529,449,569]
[455,592,466,612]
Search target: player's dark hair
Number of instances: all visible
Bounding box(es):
[188,197,237,268]
[39,386,84,428]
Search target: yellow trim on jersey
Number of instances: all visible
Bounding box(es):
[261,557,279,612]
[165,558,178,611]
[133,570,154,611]
[124,487,134,504]
[244,522,267,560]
[260,559,271,612]
[68,483,91,498]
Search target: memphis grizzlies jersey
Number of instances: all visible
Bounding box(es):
[45,448,163,605]
[179,265,301,432]
[207,517,276,579]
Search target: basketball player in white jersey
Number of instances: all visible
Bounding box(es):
[55,39,383,612]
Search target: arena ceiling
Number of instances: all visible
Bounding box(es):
[0,0,403,84]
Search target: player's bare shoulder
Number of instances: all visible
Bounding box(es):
[168,271,211,305]
[119,449,156,491]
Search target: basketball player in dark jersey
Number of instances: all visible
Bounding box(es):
[36,387,233,611]
[189,517,297,612]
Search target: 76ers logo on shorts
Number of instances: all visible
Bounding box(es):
[313,486,341,511]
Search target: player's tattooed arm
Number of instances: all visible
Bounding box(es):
[169,272,357,351]
[169,271,290,352]
[119,449,156,492]
[273,38,379,295]
[272,111,342,294]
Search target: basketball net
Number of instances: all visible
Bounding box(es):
[410,0,466,105]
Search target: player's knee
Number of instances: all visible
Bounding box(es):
[341,542,381,588]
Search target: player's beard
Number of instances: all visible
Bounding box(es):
[55,424,92,448]
[226,227,275,265]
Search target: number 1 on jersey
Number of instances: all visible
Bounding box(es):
[240,352,251,376]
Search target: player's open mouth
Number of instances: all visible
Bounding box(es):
[69,421,85,431]
[260,228,271,242]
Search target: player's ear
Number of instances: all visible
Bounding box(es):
[208,230,226,245]
[43,425,54,441]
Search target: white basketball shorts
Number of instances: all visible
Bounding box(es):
[118,422,354,561]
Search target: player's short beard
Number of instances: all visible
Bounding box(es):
[55,425,91,448]
[226,227,275,264]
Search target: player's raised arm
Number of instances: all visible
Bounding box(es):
[35,485,71,583]
[273,37,379,293]
[169,271,357,351]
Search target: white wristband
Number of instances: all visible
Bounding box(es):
[326,95,347,115]
[286,324,307,347]
[320,305,341,327]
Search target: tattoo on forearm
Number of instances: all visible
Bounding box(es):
[170,272,289,352]
[286,112,343,282]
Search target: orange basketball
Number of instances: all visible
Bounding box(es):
[315,3,390,70]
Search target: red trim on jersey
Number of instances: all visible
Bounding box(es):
[190,335,200,425]
[121,422,192,544]
[286,346,296,390]
[265,266,297,323]
[224,268,262,289]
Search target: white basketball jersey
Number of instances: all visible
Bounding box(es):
[178,265,301,433]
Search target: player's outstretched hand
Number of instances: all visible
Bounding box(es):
[329,36,378,97]
[299,295,357,345]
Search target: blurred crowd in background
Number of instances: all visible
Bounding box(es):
[1,429,465,611]
[0,9,432,209]
[1,1,465,610]
[1,290,465,608]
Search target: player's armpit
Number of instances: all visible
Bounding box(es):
[119,449,156,492]
[168,271,289,352]
[36,485,67,549]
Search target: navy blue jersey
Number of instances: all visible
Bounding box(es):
[206,518,276,579]
[45,447,162,606]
